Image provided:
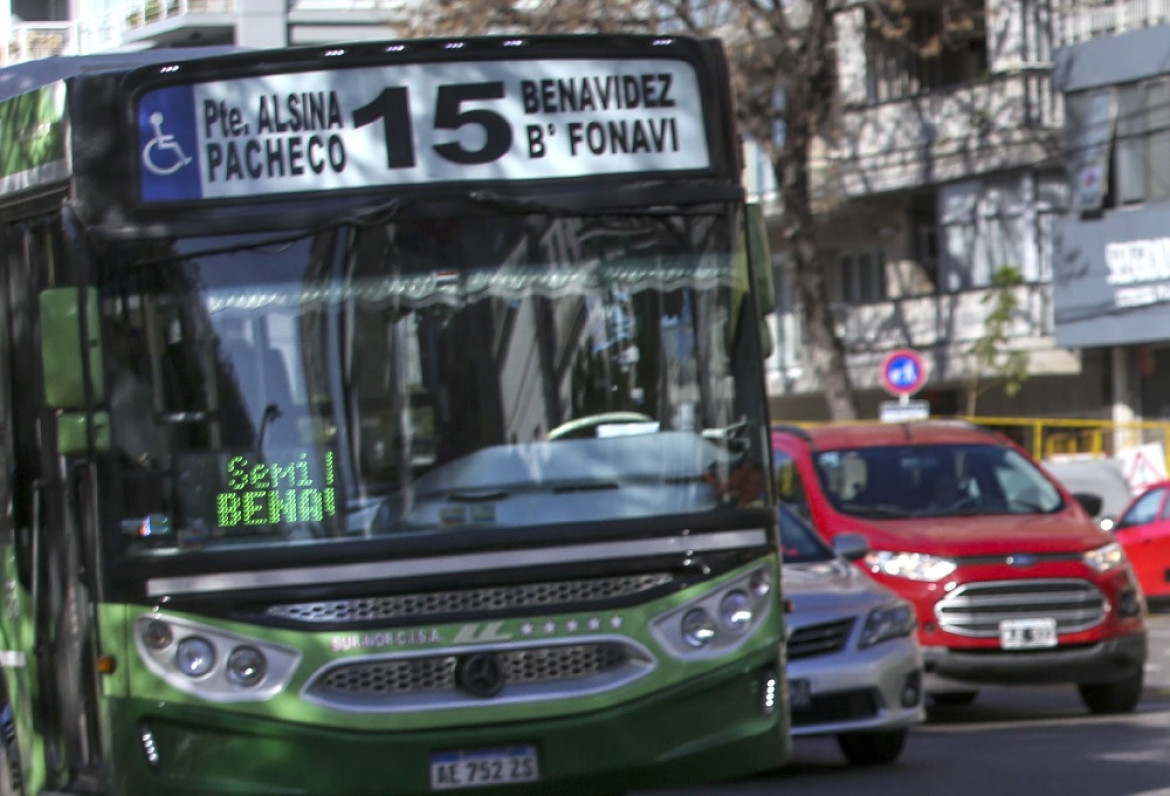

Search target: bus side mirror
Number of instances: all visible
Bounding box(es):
[746,204,775,358]
[57,411,111,456]
[39,287,110,455]
[40,287,105,407]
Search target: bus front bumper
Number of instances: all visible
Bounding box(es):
[105,649,789,796]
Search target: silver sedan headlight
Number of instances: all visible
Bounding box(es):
[859,600,916,648]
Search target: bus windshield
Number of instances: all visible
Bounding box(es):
[98,209,768,555]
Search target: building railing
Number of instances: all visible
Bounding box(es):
[120,0,235,30]
[836,284,1054,354]
[765,283,1058,396]
[774,415,1170,477]
[824,68,1062,200]
[287,0,408,10]
[1057,0,1170,46]
[4,22,78,66]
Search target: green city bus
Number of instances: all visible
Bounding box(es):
[0,34,788,795]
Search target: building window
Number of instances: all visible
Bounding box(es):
[911,193,940,291]
[1067,78,1170,213]
[767,253,802,372]
[1065,88,1117,214]
[938,173,1065,292]
[1114,79,1170,206]
[864,2,987,103]
[837,250,887,304]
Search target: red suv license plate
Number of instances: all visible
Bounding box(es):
[999,618,1057,649]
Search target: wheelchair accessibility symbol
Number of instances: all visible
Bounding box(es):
[142,112,192,176]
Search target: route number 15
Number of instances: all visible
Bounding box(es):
[353,82,514,169]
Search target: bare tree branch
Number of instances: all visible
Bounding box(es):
[400,0,986,419]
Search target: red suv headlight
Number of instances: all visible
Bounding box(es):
[1083,541,1127,574]
[865,550,957,582]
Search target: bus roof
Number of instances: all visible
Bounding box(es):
[0,47,244,102]
[11,36,741,231]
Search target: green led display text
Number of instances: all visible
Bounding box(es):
[216,450,337,528]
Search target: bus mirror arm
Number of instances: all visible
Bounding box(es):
[29,479,45,657]
[258,403,282,449]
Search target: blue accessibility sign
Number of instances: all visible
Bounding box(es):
[880,349,927,396]
[138,85,202,202]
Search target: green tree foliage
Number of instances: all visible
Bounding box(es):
[965,264,1029,416]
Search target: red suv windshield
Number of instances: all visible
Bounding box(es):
[812,442,1066,519]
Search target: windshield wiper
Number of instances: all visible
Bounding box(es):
[128,197,412,267]
[841,503,910,519]
[1011,499,1062,514]
[915,505,990,517]
[468,189,703,217]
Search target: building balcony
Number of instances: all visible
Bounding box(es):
[768,283,1072,396]
[1057,0,1170,45]
[4,22,77,66]
[111,0,237,48]
[817,68,1063,202]
[287,0,409,15]
[285,0,412,45]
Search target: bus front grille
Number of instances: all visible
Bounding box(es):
[266,573,674,624]
[302,641,653,711]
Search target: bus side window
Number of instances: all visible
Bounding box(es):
[775,452,811,521]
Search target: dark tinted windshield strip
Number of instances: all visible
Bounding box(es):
[957,552,1083,566]
[145,528,769,597]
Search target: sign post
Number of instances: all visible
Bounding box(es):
[879,348,929,422]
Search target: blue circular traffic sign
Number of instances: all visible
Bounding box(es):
[881,349,927,396]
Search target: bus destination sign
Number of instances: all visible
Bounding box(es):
[175,448,342,536]
[135,58,710,203]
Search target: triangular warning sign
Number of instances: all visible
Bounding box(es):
[1126,451,1163,489]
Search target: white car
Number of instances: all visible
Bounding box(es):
[780,504,925,765]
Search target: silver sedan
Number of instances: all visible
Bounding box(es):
[780,505,925,765]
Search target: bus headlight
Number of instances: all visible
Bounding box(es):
[749,568,773,597]
[681,608,717,648]
[175,637,216,678]
[226,646,268,687]
[651,565,776,659]
[720,590,753,631]
[142,620,173,651]
[134,614,301,702]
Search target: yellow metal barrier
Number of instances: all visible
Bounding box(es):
[961,416,1170,473]
[773,415,1170,475]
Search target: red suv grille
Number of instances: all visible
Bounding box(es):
[934,579,1107,637]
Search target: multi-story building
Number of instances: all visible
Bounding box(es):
[5,0,1164,439]
[761,0,1150,429]
[1,0,408,64]
[1052,5,1170,438]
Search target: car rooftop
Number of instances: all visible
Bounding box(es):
[774,420,1006,449]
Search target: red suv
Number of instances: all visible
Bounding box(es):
[771,421,1148,714]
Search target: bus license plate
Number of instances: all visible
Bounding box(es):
[429,745,539,790]
[999,618,1057,649]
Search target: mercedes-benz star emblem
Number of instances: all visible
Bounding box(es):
[456,652,506,698]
